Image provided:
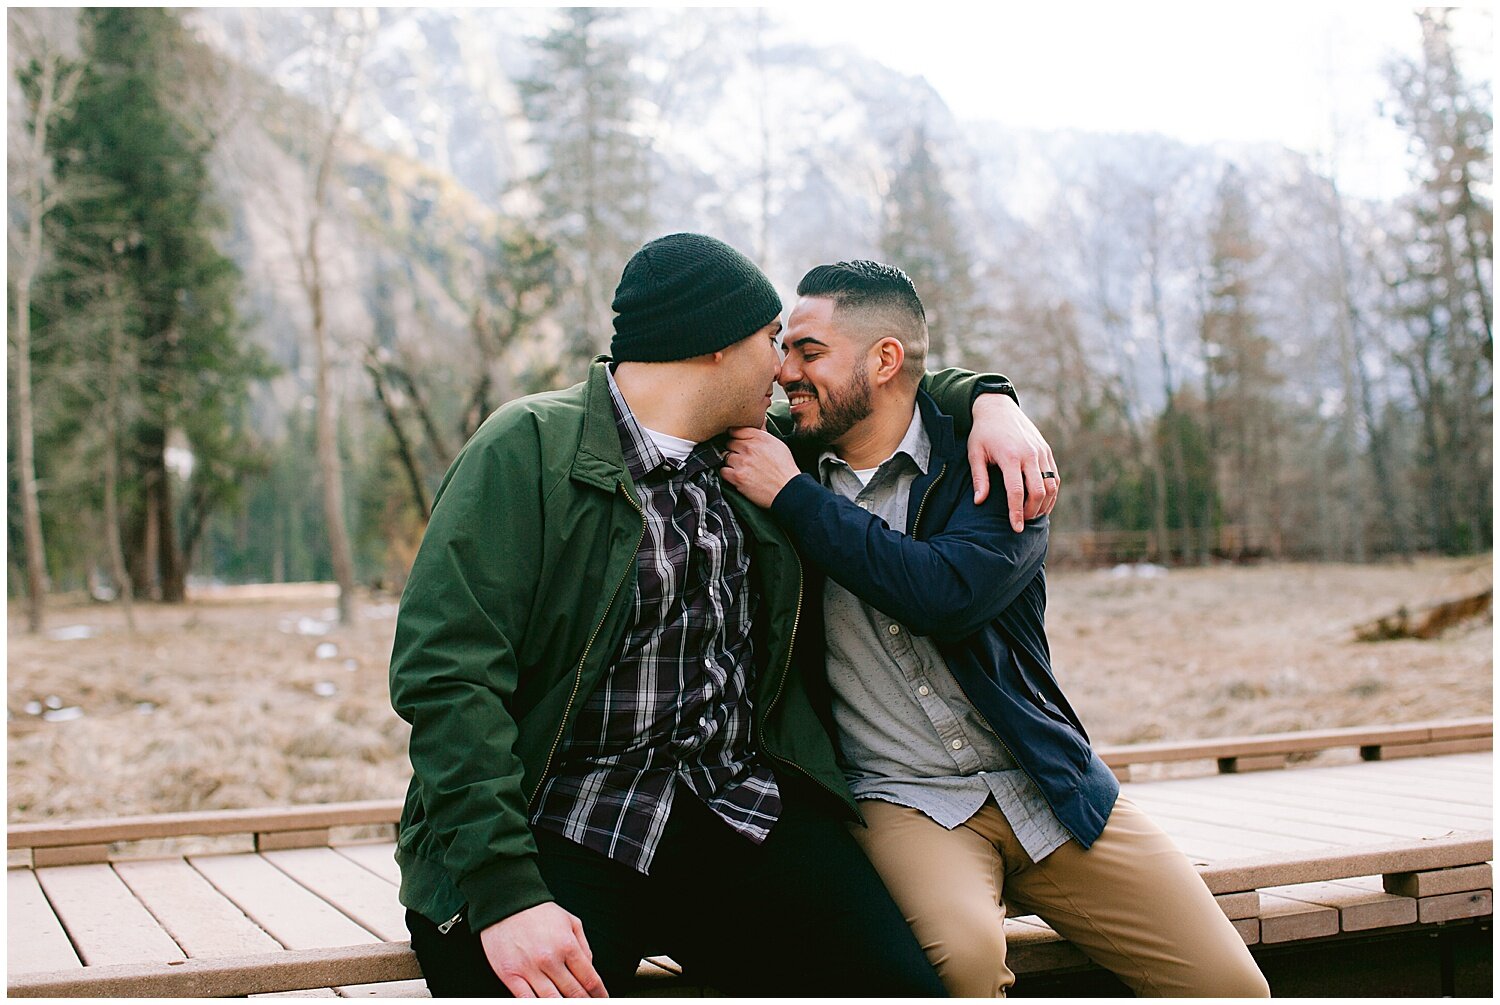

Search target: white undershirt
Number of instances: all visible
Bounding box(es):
[852,467,879,487]
[643,426,697,463]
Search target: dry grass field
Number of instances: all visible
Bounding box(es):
[8,556,1491,823]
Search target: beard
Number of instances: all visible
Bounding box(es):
[786,359,874,449]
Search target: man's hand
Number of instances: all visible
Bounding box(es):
[970,394,1060,532]
[479,902,609,998]
[722,427,801,508]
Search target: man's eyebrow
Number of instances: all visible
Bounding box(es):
[789,336,827,350]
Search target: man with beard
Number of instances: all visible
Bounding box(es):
[390,235,1061,997]
[722,260,1269,997]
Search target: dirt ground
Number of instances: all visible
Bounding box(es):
[8,556,1492,823]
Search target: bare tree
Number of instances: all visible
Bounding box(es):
[9,15,83,632]
[287,8,375,625]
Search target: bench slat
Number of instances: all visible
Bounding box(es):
[1147,773,1493,830]
[1098,718,1491,766]
[34,864,186,967]
[6,942,421,998]
[262,848,407,941]
[113,858,284,958]
[1199,832,1493,894]
[1257,892,1339,943]
[1123,799,1333,853]
[334,978,432,997]
[190,853,380,950]
[8,800,405,850]
[1383,862,1492,898]
[7,869,82,975]
[1126,786,1448,845]
[1418,889,1493,923]
[1263,879,1417,932]
[334,843,401,886]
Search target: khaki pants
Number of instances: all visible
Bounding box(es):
[852,797,1270,997]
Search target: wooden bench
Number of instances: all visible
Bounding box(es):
[9,720,1491,997]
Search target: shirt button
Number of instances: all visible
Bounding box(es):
[1036,690,1046,703]
[917,685,930,696]
[888,624,901,636]
[952,739,964,750]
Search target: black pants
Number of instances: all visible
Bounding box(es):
[407,786,947,997]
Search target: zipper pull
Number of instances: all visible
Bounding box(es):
[437,910,464,935]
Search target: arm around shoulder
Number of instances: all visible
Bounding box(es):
[770,472,1048,642]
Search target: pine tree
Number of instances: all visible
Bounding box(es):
[1382,9,1492,552]
[518,8,652,367]
[1199,165,1281,556]
[43,8,267,602]
[880,124,976,368]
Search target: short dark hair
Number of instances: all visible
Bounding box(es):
[796,260,928,383]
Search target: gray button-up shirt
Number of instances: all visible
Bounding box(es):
[819,407,1071,864]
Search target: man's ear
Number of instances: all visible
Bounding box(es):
[872,337,905,387]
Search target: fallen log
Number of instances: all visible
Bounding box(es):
[1354,588,1492,642]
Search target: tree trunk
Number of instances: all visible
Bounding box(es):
[12,261,49,633]
[104,280,137,632]
[308,216,359,626]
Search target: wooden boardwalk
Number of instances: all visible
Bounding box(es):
[8,728,1492,997]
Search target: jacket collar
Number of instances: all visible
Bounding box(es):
[571,357,631,491]
[915,388,962,462]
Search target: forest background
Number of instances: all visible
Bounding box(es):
[8,6,1493,624]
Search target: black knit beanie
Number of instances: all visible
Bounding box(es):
[610,233,783,362]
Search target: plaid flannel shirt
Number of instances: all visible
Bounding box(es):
[530,370,781,873]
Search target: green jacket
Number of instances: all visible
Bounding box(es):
[390,359,1003,931]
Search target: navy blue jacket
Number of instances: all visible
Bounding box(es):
[770,391,1119,848]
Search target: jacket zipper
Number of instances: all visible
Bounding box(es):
[527,483,645,814]
[910,462,947,536]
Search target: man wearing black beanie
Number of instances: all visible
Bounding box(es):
[392,233,1058,997]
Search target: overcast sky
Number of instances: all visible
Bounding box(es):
[774,1,1494,201]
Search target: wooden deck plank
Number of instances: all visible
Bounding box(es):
[33,864,186,967]
[113,858,284,958]
[1198,832,1492,895]
[333,843,401,886]
[1132,756,1493,805]
[1124,785,1456,844]
[1263,879,1417,932]
[190,853,380,951]
[252,989,338,997]
[1117,817,1285,862]
[1129,763,1492,825]
[8,869,82,975]
[1098,719,1491,766]
[1122,798,1337,853]
[1384,862,1492,898]
[261,848,407,942]
[335,978,432,997]
[7,942,422,998]
[1418,889,1492,923]
[9,800,404,851]
[1141,776,1493,831]
[1257,892,1339,943]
